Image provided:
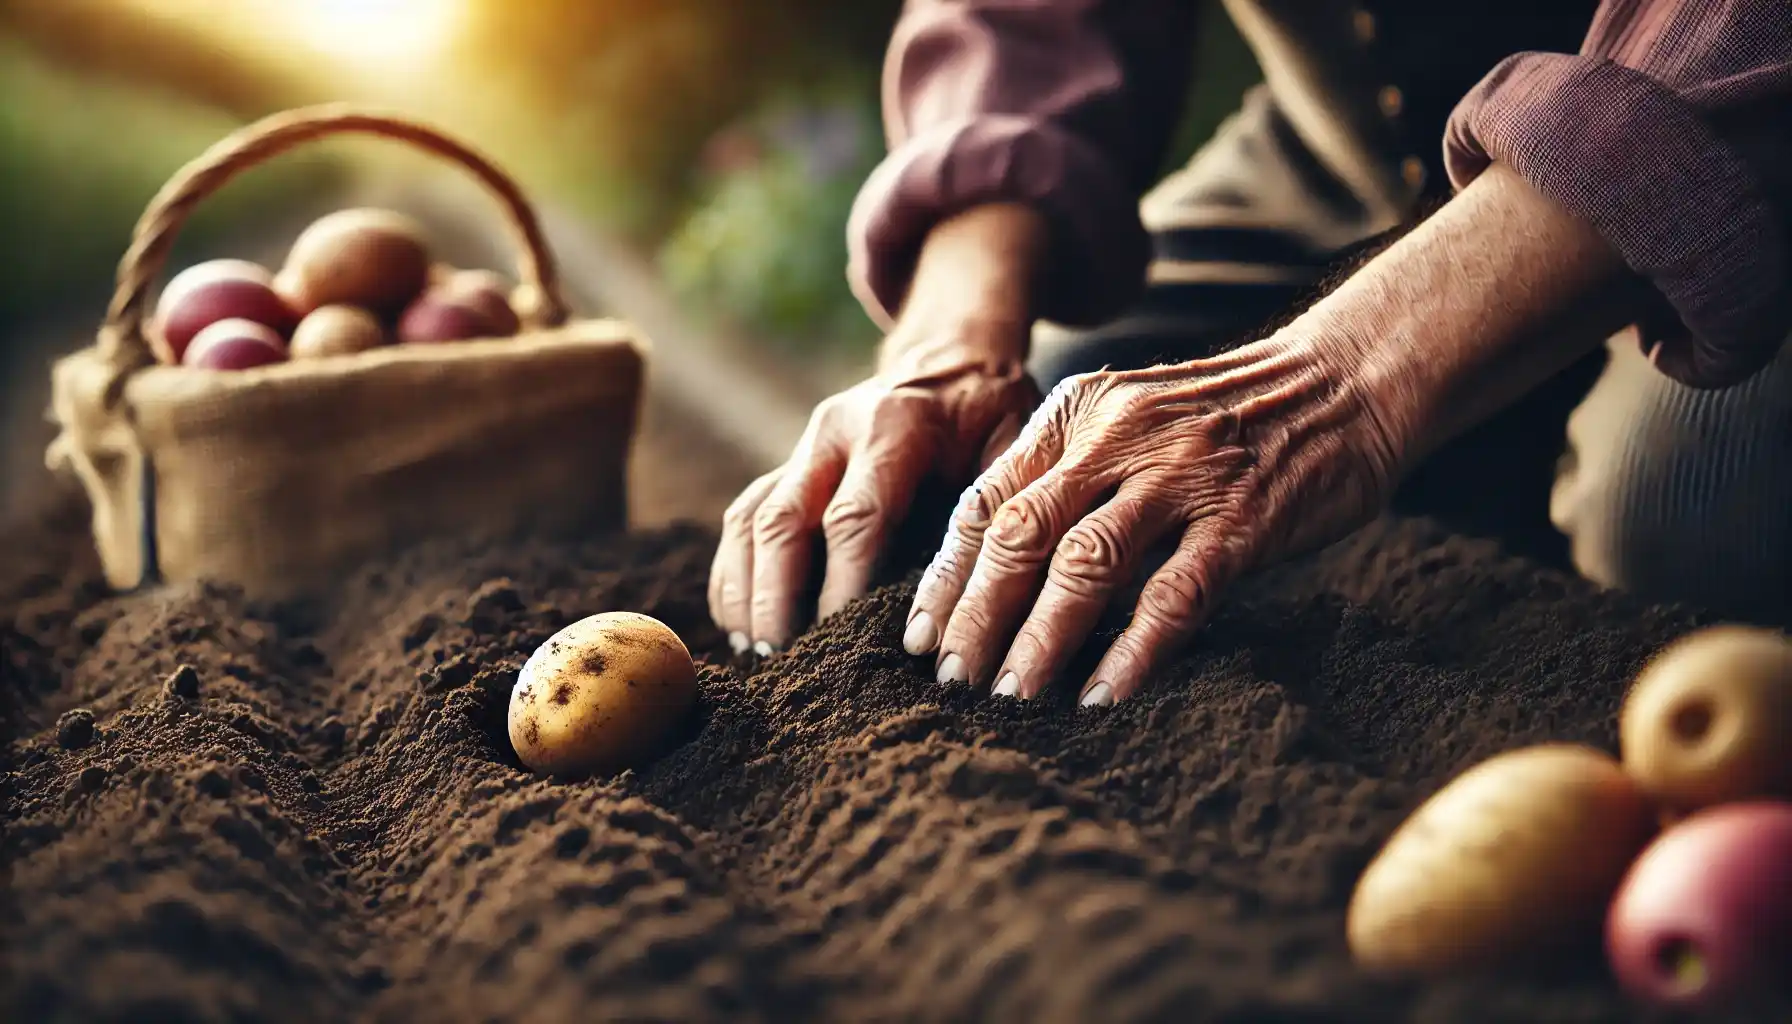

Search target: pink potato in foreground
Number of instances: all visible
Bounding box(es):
[181,318,288,370]
[1607,802,1792,1010]
[155,259,297,362]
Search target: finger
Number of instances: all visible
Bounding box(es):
[934,461,1107,688]
[711,470,781,652]
[905,383,1076,658]
[749,440,849,653]
[1081,518,1245,706]
[816,396,941,621]
[990,479,1181,699]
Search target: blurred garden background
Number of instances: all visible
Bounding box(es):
[0,0,1259,521]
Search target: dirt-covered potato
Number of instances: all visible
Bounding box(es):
[508,612,697,777]
[1347,744,1655,976]
[1620,626,1792,812]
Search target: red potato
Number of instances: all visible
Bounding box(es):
[289,304,388,360]
[154,259,297,362]
[1608,802,1792,1010]
[281,208,431,316]
[439,269,520,335]
[397,285,514,344]
[181,318,288,370]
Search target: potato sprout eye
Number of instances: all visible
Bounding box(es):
[1668,700,1712,745]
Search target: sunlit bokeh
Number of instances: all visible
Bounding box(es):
[128,0,468,75]
[271,0,468,68]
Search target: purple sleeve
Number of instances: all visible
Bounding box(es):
[1445,0,1792,389]
[846,0,1199,330]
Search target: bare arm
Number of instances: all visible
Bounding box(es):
[1446,0,1792,389]
[848,0,1200,336]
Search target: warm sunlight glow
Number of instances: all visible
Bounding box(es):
[124,0,469,73]
[270,0,467,68]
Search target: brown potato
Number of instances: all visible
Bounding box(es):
[288,304,388,360]
[1347,744,1654,976]
[281,208,431,316]
[1620,625,1792,812]
[508,612,698,778]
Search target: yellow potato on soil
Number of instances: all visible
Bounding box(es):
[1620,625,1792,812]
[508,612,698,778]
[1347,744,1654,976]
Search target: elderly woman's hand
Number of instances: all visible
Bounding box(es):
[708,203,1049,654]
[902,163,1640,707]
[709,360,1038,655]
[902,333,1403,705]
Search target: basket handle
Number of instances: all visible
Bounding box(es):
[100,103,570,370]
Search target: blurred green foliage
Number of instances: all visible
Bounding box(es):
[648,1,1261,353]
[0,37,344,323]
[0,0,1260,356]
[657,80,883,352]
[455,0,902,242]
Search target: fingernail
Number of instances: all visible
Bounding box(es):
[753,640,774,657]
[992,672,1020,699]
[1080,682,1114,708]
[729,631,750,654]
[903,612,939,656]
[936,653,967,685]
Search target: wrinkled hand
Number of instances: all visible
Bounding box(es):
[902,336,1404,705]
[709,359,1039,655]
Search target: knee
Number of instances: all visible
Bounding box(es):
[1554,335,1792,616]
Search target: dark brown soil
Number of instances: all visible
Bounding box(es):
[4,478,1790,1024]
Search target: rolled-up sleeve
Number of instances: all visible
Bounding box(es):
[847,0,1199,329]
[1445,0,1792,389]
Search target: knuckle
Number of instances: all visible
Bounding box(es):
[954,479,1001,530]
[1139,565,1207,632]
[815,392,856,436]
[943,598,996,641]
[722,495,760,533]
[1053,518,1129,585]
[821,496,881,548]
[716,578,746,615]
[752,499,806,543]
[870,386,924,420]
[985,495,1054,563]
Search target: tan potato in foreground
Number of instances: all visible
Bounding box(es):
[508,612,698,777]
[1347,744,1654,976]
[1621,625,1792,812]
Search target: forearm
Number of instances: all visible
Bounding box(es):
[1285,163,1640,473]
[875,203,1048,380]
[1444,0,1792,389]
[849,0,1198,330]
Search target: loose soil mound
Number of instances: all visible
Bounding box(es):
[4,490,1788,1023]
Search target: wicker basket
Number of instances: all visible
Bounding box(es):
[45,105,646,598]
